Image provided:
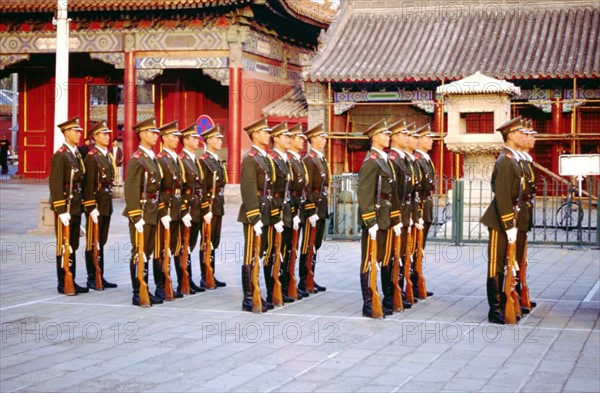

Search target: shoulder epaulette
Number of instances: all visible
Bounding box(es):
[268,151,277,159]
[248,150,257,158]
[389,151,397,160]
[369,153,379,160]
[200,153,209,161]
[178,152,186,159]
[414,152,422,159]
[156,151,166,159]
[57,146,66,153]
[308,151,316,158]
[132,151,143,159]
[87,149,97,156]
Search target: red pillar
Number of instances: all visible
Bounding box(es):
[123,51,137,171]
[107,85,118,137]
[551,93,562,175]
[228,67,242,184]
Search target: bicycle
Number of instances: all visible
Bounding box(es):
[555,186,583,231]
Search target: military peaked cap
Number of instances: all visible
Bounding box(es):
[133,117,160,134]
[271,122,291,138]
[364,119,392,138]
[304,124,328,140]
[201,124,224,139]
[244,117,271,136]
[288,123,305,137]
[89,121,111,136]
[496,116,526,136]
[58,117,84,133]
[159,120,181,136]
[180,123,199,138]
[389,120,410,135]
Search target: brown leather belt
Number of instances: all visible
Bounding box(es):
[183,189,202,196]
[161,188,181,196]
[273,192,285,198]
[377,193,392,201]
[257,190,272,197]
[290,190,302,197]
[143,192,158,199]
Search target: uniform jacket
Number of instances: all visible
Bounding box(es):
[481,147,525,231]
[123,148,162,225]
[303,149,329,220]
[82,147,115,216]
[237,146,275,226]
[156,150,183,222]
[199,151,227,217]
[179,151,204,223]
[388,149,420,226]
[287,151,308,224]
[269,150,292,227]
[358,149,394,231]
[49,144,84,216]
[414,150,436,224]
[517,154,536,231]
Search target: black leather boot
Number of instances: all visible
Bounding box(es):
[241,265,268,312]
[85,250,101,290]
[297,254,310,297]
[398,269,412,309]
[263,264,275,308]
[56,256,69,294]
[71,254,88,294]
[381,263,394,314]
[188,255,205,293]
[173,256,187,297]
[487,274,505,324]
[312,253,326,292]
[212,251,226,287]
[99,247,117,288]
[360,273,374,318]
[153,258,166,300]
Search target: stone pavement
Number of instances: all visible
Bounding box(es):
[1,178,599,393]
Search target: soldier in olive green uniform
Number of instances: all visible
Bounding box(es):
[413,123,437,298]
[238,118,276,312]
[123,117,163,306]
[480,116,529,324]
[515,119,538,313]
[153,121,188,300]
[299,124,329,295]
[266,122,295,304]
[282,123,308,301]
[178,123,206,293]
[82,121,117,290]
[198,124,228,289]
[358,119,394,318]
[387,120,415,310]
[49,117,89,295]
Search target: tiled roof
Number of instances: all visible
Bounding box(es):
[0,0,243,12]
[90,104,154,124]
[306,6,600,82]
[262,85,307,118]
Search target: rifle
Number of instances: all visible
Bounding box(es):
[403,226,415,305]
[369,236,384,318]
[505,175,525,323]
[305,171,325,293]
[61,168,76,296]
[252,230,263,313]
[136,172,151,307]
[91,160,104,290]
[415,221,427,299]
[271,172,289,307]
[288,226,299,300]
[180,165,197,294]
[519,236,532,310]
[92,220,103,290]
[392,233,403,312]
[202,171,217,289]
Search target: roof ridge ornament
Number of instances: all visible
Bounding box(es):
[436,71,521,96]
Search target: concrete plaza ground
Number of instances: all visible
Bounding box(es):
[1,177,598,392]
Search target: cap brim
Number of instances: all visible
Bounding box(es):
[148,128,160,133]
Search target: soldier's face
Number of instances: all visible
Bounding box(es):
[162,133,180,150]
[184,135,200,151]
[94,132,110,149]
[291,135,306,151]
[64,129,81,146]
[418,136,433,151]
[207,136,223,152]
[311,135,327,151]
[141,130,159,147]
[527,134,536,149]
[408,135,418,150]
[273,134,290,150]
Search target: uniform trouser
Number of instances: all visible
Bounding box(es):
[487,228,507,321]
[183,220,201,285]
[84,213,111,279]
[199,215,222,279]
[280,225,295,294]
[299,217,326,281]
[515,230,528,294]
[241,223,271,302]
[153,220,181,289]
[55,212,82,286]
[399,225,412,290]
[128,222,157,295]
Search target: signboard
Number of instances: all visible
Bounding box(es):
[196,115,215,136]
[559,154,600,177]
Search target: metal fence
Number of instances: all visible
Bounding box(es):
[327,173,599,246]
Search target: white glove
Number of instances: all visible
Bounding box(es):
[274,221,284,233]
[506,227,518,244]
[182,213,192,228]
[308,214,319,227]
[134,219,145,233]
[253,221,263,236]
[418,218,424,226]
[90,208,100,224]
[393,223,402,236]
[160,215,171,229]
[58,212,70,226]
[292,215,301,230]
[368,224,379,240]
[203,211,213,224]
[409,218,414,227]
[415,218,424,230]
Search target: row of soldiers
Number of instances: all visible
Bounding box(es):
[356,119,438,318]
[49,116,228,306]
[481,116,538,324]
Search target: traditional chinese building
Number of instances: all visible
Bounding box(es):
[0,0,332,181]
[305,0,600,180]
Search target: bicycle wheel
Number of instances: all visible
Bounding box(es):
[556,202,584,231]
